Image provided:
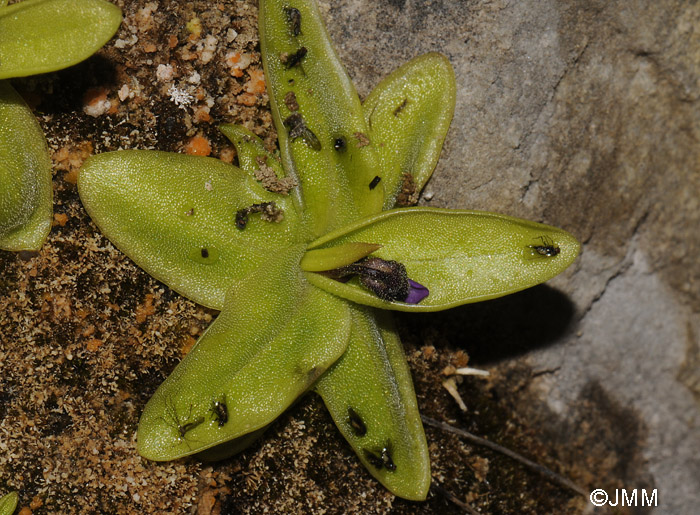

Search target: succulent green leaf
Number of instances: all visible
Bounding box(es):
[0,81,52,251]
[363,53,456,209]
[259,0,384,237]
[0,0,122,79]
[300,241,382,272]
[219,123,286,180]
[78,150,301,310]
[315,308,430,501]
[137,246,351,460]
[305,207,581,311]
[0,491,18,515]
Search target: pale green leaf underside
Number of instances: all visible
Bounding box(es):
[78,150,301,310]
[305,207,581,311]
[0,0,122,79]
[0,81,52,251]
[196,425,269,462]
[315,307,430,501]
[260,0,384,237]
[137,246,351,460]
[0,491,18,515]
[363,53,456,209]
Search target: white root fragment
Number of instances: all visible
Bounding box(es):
[442,376,467,412]
[455,366,490,377]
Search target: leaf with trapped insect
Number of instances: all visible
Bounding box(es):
[77,0,579,501]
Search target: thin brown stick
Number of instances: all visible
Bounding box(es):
[421,415,587,497]
[431,483,481,514]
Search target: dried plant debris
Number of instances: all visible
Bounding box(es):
[253,155,298,194]
[235,202,284,230]
[353,131,370,147]
[396,172,419,206]
[284,90,299,111]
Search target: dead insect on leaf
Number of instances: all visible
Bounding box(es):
[347,407,367,437]
[160,396,204,441]
[393,98,409,117]
[282,47,307,68]
[284,113,322,151]
[211,395,228,427]
[284,6,302,36]
[527,236,561,258]
[333,137,346,152]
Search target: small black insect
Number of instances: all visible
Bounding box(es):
[284,6,302,36]
[528,236,560,258]
[333,137,346,152]
[284,113,322,151]
[393,98,408,117]
[211,395,228,427]
[235,208,249,230]
[179,416,205,438]
[369,176,381,190]
[347,407,367,437]
[381,445,396,472]
[161,396,204,441]
[363,448,385,470]
[363,444,397,472]
[283,46,307,68]
[200,248,209,259]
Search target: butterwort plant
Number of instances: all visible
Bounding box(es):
[0,0,121,251]
[78,0,580,500]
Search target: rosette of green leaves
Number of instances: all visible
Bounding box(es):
[78,0,579,501]
[0,0,121,251]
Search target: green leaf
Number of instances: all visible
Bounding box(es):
[137,246,351,460]
[219,123,286,179]
[0,81,52,251]
[259,0,384,237]
[304,207,580,311]
[0,0,122,79]
[363,53,456,209]
[315,308,430,501]
[0,491,18,515]
[78,150,301,310]
[300,241,381,271]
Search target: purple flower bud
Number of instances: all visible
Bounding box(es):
[405,279,429,304]
[323,257,429,304]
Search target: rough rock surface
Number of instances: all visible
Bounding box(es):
[1,0,698,513]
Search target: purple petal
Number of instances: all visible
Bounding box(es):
[405,279,429,304]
